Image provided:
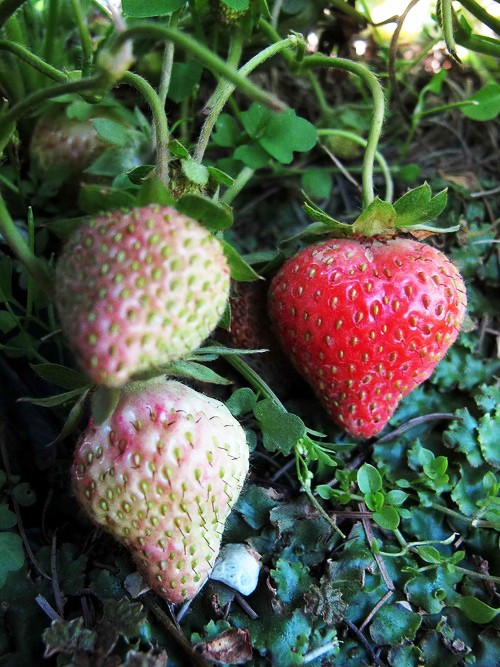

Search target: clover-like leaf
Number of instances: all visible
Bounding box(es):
[0,532,25,587]
[254,399,305,454]
[369,604,422,645]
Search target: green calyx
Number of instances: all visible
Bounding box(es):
[296,183,459,242]
[210,0,250,25]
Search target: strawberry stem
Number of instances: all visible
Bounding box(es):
[193,26,245,164]
[0,193,53,297]
[317,129,394,203]
[122,72,170,187]
[70,0,93,78]
[113,25,287,113]
[300,54,386,208]
[0,39,68,82]
[158,11,181,110]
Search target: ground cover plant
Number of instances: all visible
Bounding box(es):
[0,0,498,665]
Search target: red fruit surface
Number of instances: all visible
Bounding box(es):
[72,379,249,603]
[268,237,467,439]
[55,205,230,387]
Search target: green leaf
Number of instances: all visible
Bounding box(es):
[352,197,397,236]
[254,399,306,454]
[136,177,176,207]
[372,505,400,530]
[169,139,190,159]
[315,484,337,500]
[166,360,231,385]
[168,61,203,103]
[122,0,185,17]
[301,169,332,200]
[225,387,257,416]
[212,114,240,148]
[241,103,272,138]
[19,387,88,407]
[84,146,142,177]
[48,388,91,446]
[222,0,249,10]
[43,617,96,659]
[415,545,443,564]
[0,532,25,587]
[181,158,209,186]
[237,485,283,529]
[301,195,352,233]
[221,241,261,281]
[393,183,448,229]
[92,118,129,147]
[12,483,36,507]
[369,604,422,645]
[385,490,409,506]
[233,142,270,169]
[207,166,234,187]
[91,387,121,426]
[478,409,500,468]
[176,194,233,231]
[271,558,313,605]
[455,596,499,624]
[31,364,90,390]
[260,108,317,164]
[0,311,17,334]
[0,503,17,529]
[461,83,500,121]
[365,490,385,512]
[443,408,482,468]
[79,184,137,215]
[357,464,383,494]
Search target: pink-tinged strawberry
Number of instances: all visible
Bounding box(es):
[55,205,230,387]
[268,237,467,439]
[72,379,249,604]
[30,108,110,176]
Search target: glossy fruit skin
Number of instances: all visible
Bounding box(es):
[72,379,249,604]
[268,237,467,439]
[55,205,230,387]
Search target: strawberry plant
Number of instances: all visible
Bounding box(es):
[0,0,498,665]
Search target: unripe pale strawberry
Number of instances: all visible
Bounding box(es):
[72,379,249,604]
[55,205,230,387]
[30,108,110,175]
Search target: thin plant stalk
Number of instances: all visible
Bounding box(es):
[123,72,170,186]
[0,39,67,82]
[114,25,286,112]
[317,128,393,203]
[159,11,180,109]
[300,54,386,208]
[194,35,299,164]
[70,0,93,78]
[42,0,59,66]
[0,193,53,296]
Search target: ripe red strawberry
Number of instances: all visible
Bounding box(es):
[268,237,467,439]
[72,379,249,604]
[55,205,230,387]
